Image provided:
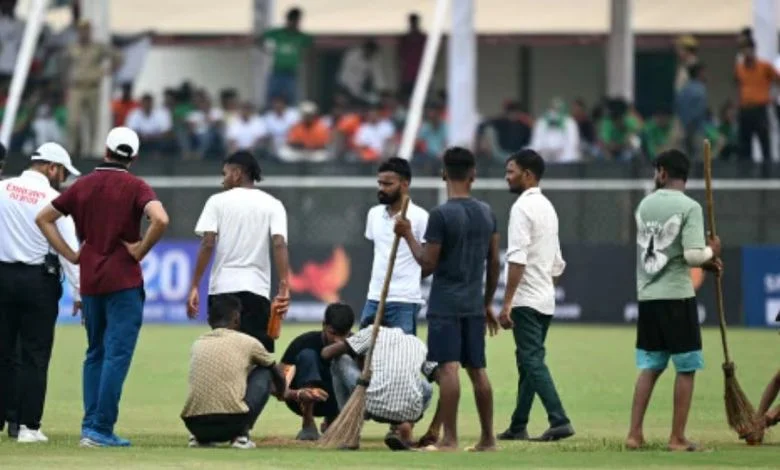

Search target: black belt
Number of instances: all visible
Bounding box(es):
[0,261,45,269]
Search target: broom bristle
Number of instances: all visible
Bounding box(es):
[723,362,759,438]
[319,386,367,450]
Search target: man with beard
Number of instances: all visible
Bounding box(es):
[496,149,574,443]
[361,157,428,335]
[0,143,81,443]
[626,149,722,451]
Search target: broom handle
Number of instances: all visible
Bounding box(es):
[360,196,411,380]
[703,139,731,364]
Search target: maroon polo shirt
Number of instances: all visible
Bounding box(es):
[51,162,157,296]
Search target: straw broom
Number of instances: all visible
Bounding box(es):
[703,140,758,439]
[319,195,411,450]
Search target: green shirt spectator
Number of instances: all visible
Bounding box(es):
[643,112,673,160]
[599,102,642,159]
[263,27,313,73]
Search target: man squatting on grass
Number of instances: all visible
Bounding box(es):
[395,147,500,451]
[280,303,355,441]
[627,149,722,451]
[322,324,437,451]
[182,296,287,449]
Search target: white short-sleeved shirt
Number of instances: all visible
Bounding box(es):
[0,171,81,299]
[0,17,25,74]
[355,120,395,153]
[194,187,287,299]
[126,108,173,135]
[506,187,565,315]
[227,117,267,151]
[263,109,300,150]
[365,201,428,304]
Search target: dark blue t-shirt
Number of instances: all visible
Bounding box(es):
[425,197,497,317]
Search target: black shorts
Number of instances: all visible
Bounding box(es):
[426,316,486,369]
[208,292,274,352]
[183,413,248,443]
[636,298,701,354]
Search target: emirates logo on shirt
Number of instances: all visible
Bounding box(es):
[6,183,45,205]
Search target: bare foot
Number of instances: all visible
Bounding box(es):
[465,443,497,452]
[421,441,459,452]
[667,439,704,452]
[625,435,645,450]
[415,433,439,448]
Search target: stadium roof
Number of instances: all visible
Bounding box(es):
[17,0,769,36]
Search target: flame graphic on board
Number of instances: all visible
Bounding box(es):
[288,246,351,303]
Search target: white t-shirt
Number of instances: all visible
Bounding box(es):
[187,108,223,135]
[263,108,300,150]
[365,201,428,303]
[126,108,173,136]
[355,120,395,153]
[227,116,267,150]
[194,187,288,299]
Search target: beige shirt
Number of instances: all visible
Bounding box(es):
[67,42,121,87]
[181,328,275,418]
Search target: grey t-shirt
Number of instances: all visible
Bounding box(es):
[425,197,497,317]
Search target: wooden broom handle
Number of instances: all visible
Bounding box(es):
[360,196,411,380]
[703,140,731,363]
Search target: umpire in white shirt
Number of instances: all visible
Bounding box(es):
[497,149,574,442]
[0,143,82,443]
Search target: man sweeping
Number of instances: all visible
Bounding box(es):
[626,149,722,451]
[497,149,574,442]
[395,146,500,451]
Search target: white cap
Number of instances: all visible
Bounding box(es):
[106,126,140,158]
[299,100,318,115]
[31,142,81,176]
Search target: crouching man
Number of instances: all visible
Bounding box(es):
[322,325,437,450]
[281,303,355,441]
[181,296,286,449]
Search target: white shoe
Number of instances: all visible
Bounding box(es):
[231,436,256,449]
[188,435,214,448]
[17,426,48,443]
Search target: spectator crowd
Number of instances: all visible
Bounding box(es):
[0,2,776,170]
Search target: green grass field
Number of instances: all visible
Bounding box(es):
[1,324,779,469]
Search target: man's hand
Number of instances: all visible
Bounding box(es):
[394,218,412,238]
[186,286,200,319]
[122,240,144,262]
[703,258,724,275]
[707,233,722,258]
[485,305,499,337]
[498,305,514,330]
[72,301,82,317]
[274,283,290,317]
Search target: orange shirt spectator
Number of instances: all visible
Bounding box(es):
[112,99,139,126]
[335,113,361,147]
[735,59,778,107]
[288,119,330,149]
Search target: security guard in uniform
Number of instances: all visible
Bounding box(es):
[0,143,82,443]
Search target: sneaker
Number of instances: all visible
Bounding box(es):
[17,426,48,443]
[79,429,121,448]
[188,435,215,448]
[231,436,256,449]
[111,433,131,447]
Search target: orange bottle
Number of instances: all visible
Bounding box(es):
[267,298,285,340]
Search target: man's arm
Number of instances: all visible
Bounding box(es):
[126,201,169,261]
[36,205,78,264]
[321,340,350,361]
[404,232,441,278]
[57,216,81,301]
[270,200,290,305]
[484,233,500,307]
[191,232,216,289]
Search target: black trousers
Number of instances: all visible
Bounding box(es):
[0,262,61,429]
[284,348,340,420]
[738,106,771,171]
[183,367,272,443]
[208,292,273,352]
